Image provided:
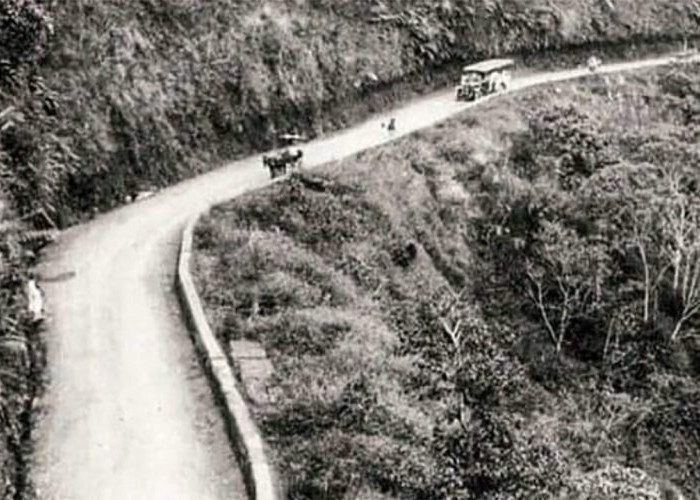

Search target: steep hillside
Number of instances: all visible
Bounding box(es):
[194,63,700,499]
[0,2,54,497]
[6,0,700,228]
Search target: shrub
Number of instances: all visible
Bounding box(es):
[564,465,671,500]
[244,308,352,357]
[434,409,567,500]
[279,430,363,500]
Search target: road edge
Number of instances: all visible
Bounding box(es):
[176,214,278,500]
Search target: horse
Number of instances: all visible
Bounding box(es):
[263,149,304,179]
[280,149,303,168]
[262,155,287,179]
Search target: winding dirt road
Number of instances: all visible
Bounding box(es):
[30,54,693,499]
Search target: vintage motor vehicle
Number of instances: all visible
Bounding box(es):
[456,58,514,101]
[262,133,305,179]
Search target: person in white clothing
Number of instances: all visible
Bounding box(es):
[26,275,44,323]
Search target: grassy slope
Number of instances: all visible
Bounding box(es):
[194,63,700,499]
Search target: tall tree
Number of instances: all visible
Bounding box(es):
[524,220,610,353]
[657,167,700,341]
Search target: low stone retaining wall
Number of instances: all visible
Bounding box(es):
[176,215,278,500]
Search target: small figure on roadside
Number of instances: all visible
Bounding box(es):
[587,55,601,73]
[387,117,396,132]
[26,273,45,323]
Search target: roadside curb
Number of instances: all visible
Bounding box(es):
[176,214,279,500]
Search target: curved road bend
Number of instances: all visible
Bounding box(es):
[30,54,691,500]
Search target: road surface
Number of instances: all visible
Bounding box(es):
[29,54,694,500]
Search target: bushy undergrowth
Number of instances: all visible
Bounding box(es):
[0,1,54,497]
[195,63,700,499]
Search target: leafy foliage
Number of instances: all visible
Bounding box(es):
[194,64,700,498]
[0,0,52,68]
[0,1,56,496]
[1,0,699,226]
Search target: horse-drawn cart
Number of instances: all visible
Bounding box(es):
[263,133,305,179]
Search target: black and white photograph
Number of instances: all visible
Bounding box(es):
[1,1,699,498]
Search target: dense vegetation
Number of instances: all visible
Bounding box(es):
[0,1,53,497]
[3,0,700,496]
[5,0,700,226]
[194,63,700,499]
